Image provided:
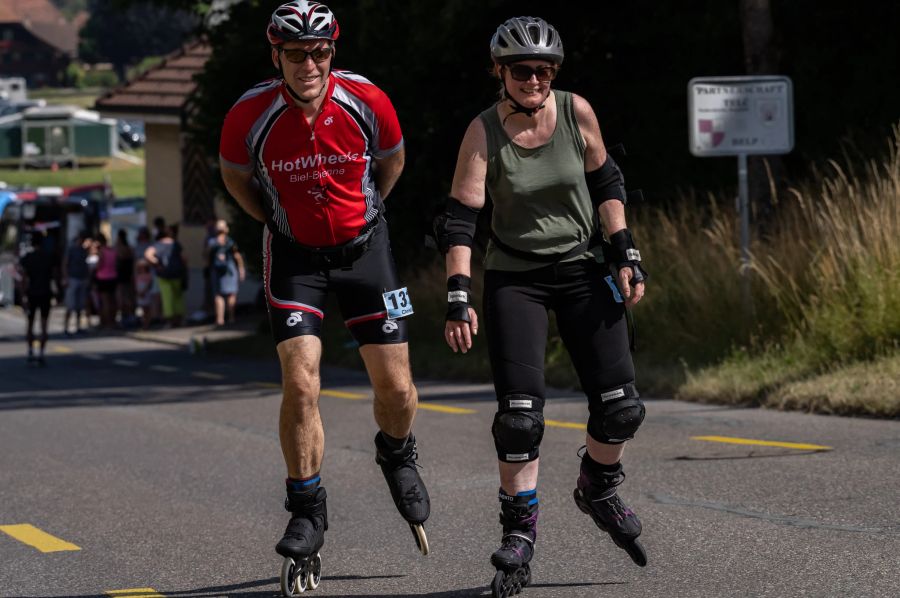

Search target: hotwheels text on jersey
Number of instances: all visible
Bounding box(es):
[269,152,361,172]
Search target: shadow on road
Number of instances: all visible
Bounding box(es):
[6,577,624,598]
[167,577,619,597]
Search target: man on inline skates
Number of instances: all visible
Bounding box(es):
[219,2,431,594]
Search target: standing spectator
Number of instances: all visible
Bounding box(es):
[93,233,118,329]
[18,230,58,365]
[134,259,154,330]
[151,216,166,241]
[208,219,245,326]
[134,226,161,325]
[144,226,187,327]
[202,218,218,319]
[62,231,90,335]
[134,226,152,257]
[115,229,136,327]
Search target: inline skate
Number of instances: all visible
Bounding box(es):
[374,431,431,555]
[490,489,538,597]
[276,483,328,595]
[573,456,647,566]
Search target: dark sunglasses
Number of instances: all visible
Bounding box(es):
[506,64,559,82]
[279,46,333,64]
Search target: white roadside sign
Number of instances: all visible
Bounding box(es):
[688,76,793,156]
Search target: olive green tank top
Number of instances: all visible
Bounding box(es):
[480,90,600,272]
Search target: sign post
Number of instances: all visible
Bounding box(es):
[688,76,794,313]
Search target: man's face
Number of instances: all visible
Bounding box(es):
[272,40,334,102]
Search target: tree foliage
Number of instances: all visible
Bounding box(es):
[180,0,899,272]
[78,1,200,80]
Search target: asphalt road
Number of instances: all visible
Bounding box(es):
[1,308,898,598]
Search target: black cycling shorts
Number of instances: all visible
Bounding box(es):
[484,259,634,401]
[263,222,409,347]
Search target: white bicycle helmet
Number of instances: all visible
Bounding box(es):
[267,1,340,45]
[490,16,563,65]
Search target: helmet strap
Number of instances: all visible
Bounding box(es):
[500,85,546,125]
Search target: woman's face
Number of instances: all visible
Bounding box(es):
[501,60,557,108]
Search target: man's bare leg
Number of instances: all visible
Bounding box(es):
[277,335,324,478]
[359,342,417,437]
[359,342,430,554]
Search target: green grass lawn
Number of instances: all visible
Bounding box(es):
[29,87,107,110]
[0,156,145,197]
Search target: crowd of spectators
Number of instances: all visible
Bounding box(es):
[53,217,244,333]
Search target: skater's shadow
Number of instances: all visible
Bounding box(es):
[8,578,618,598]
[312,580,619,597]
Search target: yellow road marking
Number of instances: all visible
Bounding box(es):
[52,345,73,354]
[192,371,225,380]
[320,389,367,399]
[692,435,832,451]
[0,524,81,552]
[417,403,477,414]
[546,419,587,430]
[105,589,164,598]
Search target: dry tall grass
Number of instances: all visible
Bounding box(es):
[676,125,900,411]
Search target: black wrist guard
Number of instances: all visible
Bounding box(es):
[446,274,472,323]
[603,229,648,286]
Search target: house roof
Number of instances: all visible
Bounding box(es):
[0,0,64,23]
[0,0,80,55]
[94,40,211,124]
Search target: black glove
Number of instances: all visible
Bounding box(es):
[603,229,648,285]
[446,274,472,323]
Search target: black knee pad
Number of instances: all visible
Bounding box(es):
[492,393,545,463]
[587,383,645,444]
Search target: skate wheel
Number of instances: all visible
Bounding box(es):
[410,523,430,556]
[626,539,648,567]
[491,570,510,598]
[307,553,322,590]
[280,557,303,596]
[520,564,532,588]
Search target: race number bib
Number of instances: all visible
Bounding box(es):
[382,287,414,319]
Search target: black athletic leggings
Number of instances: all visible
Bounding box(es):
[484,260,635,402]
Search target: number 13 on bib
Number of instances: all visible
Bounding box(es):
[382,287,414,319]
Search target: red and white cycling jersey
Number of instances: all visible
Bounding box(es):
[219,71,403,247]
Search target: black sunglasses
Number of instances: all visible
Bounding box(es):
[279,46,333,64]
[506,64,559,82]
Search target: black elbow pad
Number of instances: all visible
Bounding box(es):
[432,197,479,254]
[585,155,626,208]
